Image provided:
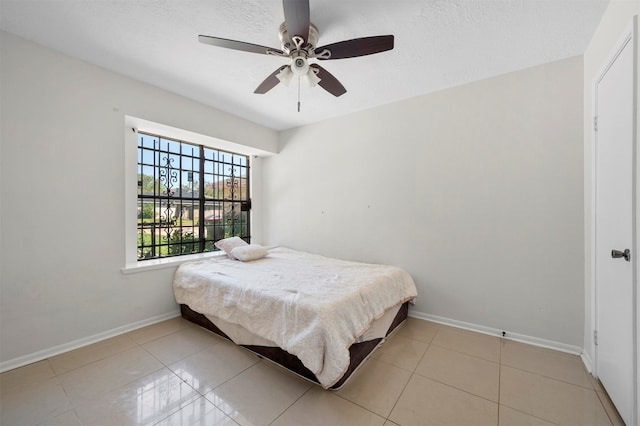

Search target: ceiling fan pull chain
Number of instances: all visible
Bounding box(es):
[297,77,301,112]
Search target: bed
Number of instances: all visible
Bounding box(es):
[173,245,418,389]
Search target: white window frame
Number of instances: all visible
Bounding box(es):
[122,116,270,274]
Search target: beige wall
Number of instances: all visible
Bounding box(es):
[264,56,585,348]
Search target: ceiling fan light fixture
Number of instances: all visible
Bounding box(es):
[305,67,321,87]
[290,54,309,77]
[276,66,294,86]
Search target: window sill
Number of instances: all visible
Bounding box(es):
[121,251,227,275]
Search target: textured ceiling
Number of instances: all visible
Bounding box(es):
[1,0,609,131]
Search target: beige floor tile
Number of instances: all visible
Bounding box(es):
[0,377,71,426]
[169,340,259,393]
[155,396,240,426]
[36,409,83,426]
[500,366,611,425]
[58,346,163,404]
[394,317,439,343]
[5,316,625,426]
[596,390,626,426]
[271,387,386,426]
[126,316,190,344]
[371,334,429,372]
[73,367,199,426]
[206,360,312,426]
[49,334,138,375]
[415,345,499,402]
[142,325,220,365]
[501,340,592,388]
[0,360,55,393]
[431,327,500,362]
[335,358,412,418]
[389,374,498,426]
[498,405,556,426]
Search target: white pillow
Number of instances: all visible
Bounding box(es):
[214,236,248,259]
[230,244,269,262]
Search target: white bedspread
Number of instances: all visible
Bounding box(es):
[173,247,418,388]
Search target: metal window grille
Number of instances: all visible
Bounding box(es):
[137,132,250,260]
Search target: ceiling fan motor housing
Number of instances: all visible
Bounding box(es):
[291,52,310,76]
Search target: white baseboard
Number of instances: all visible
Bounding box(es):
[409,310,584,356]
[3,308,589,374]
[581,351,594,374]
[0,309,181,373]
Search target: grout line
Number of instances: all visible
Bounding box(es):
[172,358,259,424]
[500,362,601,391]
[47,357,76,413]
[50,338,142,377]
[413,374,500,405]
[385,370,415,422]
[332,391,388,421]
[428,322,502,364]
[332,333,434,422]
[326,359,394,420]
[427,342,501,365]
[366,339,430,374]
[147,380,202,426]
[499,364,610,425]
[594,387,622,426]
[499,405,562,425]
[268,386,313,425]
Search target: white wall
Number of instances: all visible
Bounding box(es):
[582,1,640,421]
[0,23,596,367]
[263,56,585,347]
[0,31,278,367]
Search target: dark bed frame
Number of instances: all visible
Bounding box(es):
[180,301,409,389]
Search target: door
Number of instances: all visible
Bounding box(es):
[594,19,636,426]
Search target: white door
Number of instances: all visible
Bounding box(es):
[594,20,636,426]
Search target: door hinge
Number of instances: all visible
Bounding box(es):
[593,116,598,132]
[594,330,598,346]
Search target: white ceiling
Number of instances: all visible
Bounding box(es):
[1,0,609,131]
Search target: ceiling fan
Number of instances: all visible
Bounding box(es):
[198,0,394,100]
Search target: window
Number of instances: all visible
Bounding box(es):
[137,132,250,260]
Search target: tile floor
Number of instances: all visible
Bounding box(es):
[0,316,626,426]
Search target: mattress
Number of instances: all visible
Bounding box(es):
[205,301,403,347]
[173,246,418,388]
[180,302,409,390]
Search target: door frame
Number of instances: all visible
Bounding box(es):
[590,16,638,425]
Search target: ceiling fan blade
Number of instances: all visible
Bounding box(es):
[282,0,310,42]
[198,35,284,55]
[316,35,394,60]
[311,64,346,97]
[254,65,288,94]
